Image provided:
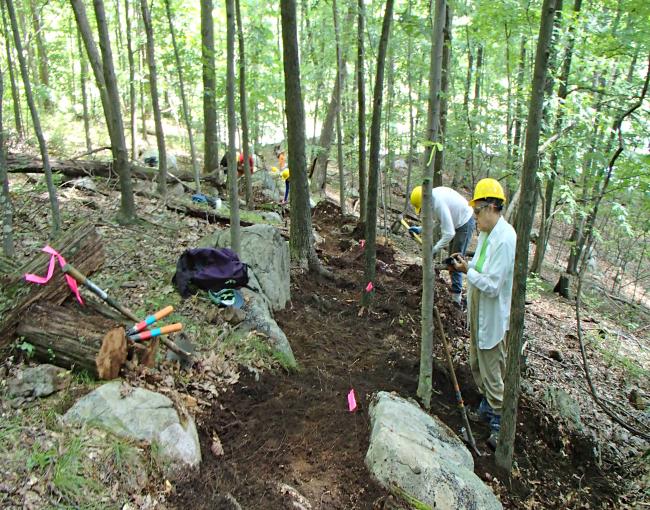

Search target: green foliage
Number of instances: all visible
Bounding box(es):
[17,341,35,358]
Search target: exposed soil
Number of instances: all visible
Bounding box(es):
[171,200,623,509]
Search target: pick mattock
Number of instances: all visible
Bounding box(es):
[389,214,423,245]
[392,221,480,454]
[62,264,192,362]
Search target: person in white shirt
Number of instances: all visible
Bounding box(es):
[409,186,475,305]
[451,178,516,449]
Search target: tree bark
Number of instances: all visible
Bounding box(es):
[29,0,51,110]
[333,0,345,215]
[496,0,558,474]
[125,0,137,160]
[362,0,394,306]
[140,0,167,196]
[77,32,93,154]
[201,0,220,178]
[0,221,104,347]
[6,0,61,233]
[433,5,452,187]
[416,0,445,410]
[235,0,253,208]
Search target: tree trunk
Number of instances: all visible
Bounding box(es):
[201,0,220,178]
[29,0,51,110]
[0,66,13,258]
[140,0,167,196]
[1,3,23,138]
[77,32,92,154]
[362,0,394,306]
[496,0,558,474]
[6,0,61,233]
[0,221,104,347]
[235,0,253,208]
[164,1,198,190]
[333,0,345,215]
[433,5,452,187]
[125,0,137,160]
[416,0,445,410]
[511,37,527,175]
[225,0,241,255]
[357,0,367,222]
[280,0,320,271]
[531,0,582,275]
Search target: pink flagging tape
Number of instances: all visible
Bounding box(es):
[365,281,374,293]
[360,239,365,249]
[348,388,357,412]
[24,245,83,304]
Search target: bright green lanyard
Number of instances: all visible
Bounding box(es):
[475,234,490,273]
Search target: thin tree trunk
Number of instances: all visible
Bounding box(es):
[433,4,452,187]
[496,0,558,474]
[235,0,252,208]
[403,0,414,213]
[77,32,92,153]
[332,0,345,215]
[201,0,219,178]
[29,0,51,110]
[357,0,367,222]
[280,0,323,273]
[225,0,240,254]
[139,46,147,143]
[125,0,137,160]
[416,0,445,409]
[1,3,23,138]
[140,0,167,196]
[362,0,394,307]
[531,0,582,274]
[6,0,60,233]
[0,65,14,257]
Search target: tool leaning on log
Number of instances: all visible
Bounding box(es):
[62,264,192,361]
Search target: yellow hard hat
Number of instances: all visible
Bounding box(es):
[410,186,422,214]
[281,169,290,181]
[470,178,506,206]
[271,166,279,173]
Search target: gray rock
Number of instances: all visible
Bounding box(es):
[139,148,178,172]
[543,386,583,432]
[260,211,282,223]
[366,392,502,510]
[8,364,70,398]
[63,381,201,477]
[204,224,290,311]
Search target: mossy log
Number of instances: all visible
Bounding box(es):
[0,221,104,348]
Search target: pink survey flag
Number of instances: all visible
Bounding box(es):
[347,388,357,412]
[360,239,365,249]
[365,281,374,293]
[24,245,83,304]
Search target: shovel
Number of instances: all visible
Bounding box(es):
[62,264,192,362]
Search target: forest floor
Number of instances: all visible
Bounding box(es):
[0,170,648,509]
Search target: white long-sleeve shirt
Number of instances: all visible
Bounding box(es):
[430,187,474,255]
[467,216,517,349]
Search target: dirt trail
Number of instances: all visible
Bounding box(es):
[172,201,620,509]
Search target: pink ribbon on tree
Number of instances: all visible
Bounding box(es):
[365,281,374,293]
[24,245,83,304]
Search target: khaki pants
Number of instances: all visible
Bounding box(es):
[469,288,506,414]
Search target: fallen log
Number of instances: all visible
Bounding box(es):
[7,153,222,186]
[0,221,105,348]
[16,301,123,378]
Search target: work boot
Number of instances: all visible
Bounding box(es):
[467,398,493,424]
[486,414,501,451]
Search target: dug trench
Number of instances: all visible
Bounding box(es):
[171,203,618,509]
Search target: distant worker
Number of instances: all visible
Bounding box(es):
[220,151,255,178]
[409,185,475,305]
[281,169,290,204]
[450,178,516,450]
[275,145,287,170]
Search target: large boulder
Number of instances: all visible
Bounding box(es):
[366,392,502,510]
[203,224,290,312]
[63,381,201,477]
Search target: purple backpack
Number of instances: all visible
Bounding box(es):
[172,247,250,298]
